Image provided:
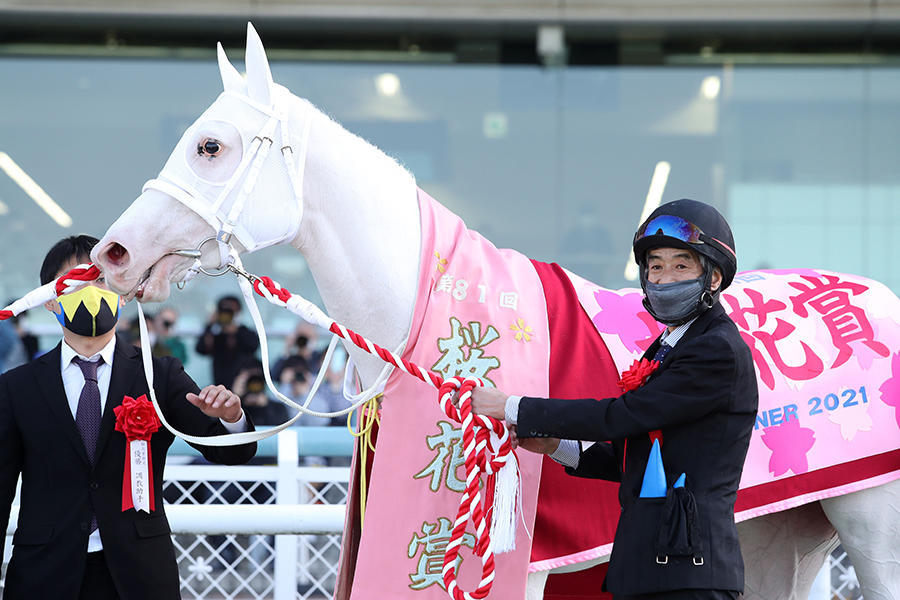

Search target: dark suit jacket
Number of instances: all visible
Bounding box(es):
[518,303,758,595]
[0,337,258,600]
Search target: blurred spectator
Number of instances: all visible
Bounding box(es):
[232,363,289,426]
[0,319,26,374]
[3,301,39,361]
[152,306,188,365]
[121,316,148,349]
[275,327,342,428]
[195,295,259,389]
[278,343,349,467]
[317,346,351,428]
[273,322,324,384]
[14,319,39,362]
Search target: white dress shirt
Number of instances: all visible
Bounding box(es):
[60,337,248,552]
[504,316,698,470]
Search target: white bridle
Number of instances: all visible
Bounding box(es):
[144,90,309,276]
[1,31,400,446]
[133,90,398,445]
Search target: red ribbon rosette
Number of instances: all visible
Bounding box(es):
[114,394,161,512]
[617,358,663,469]
[617,358,660,392]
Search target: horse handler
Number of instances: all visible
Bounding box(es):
[0,235,258,600]
[469,199,759,600]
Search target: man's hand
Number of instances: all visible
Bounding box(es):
[510,426,560,455]
[468,387,508,421]
[186,385,244,423]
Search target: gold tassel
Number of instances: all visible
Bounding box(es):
[347,394,381,528]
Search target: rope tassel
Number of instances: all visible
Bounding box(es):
[245,275,523,599]
[488,451,520,555]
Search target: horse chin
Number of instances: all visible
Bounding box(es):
[135,275,173,303]
[130,254,182,303]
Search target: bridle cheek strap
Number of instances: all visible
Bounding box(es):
[142,99,311,271]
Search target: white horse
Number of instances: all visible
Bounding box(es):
[91,25,900,600]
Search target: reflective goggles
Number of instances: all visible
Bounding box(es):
[635,214,705,245]
[635,214,736,258]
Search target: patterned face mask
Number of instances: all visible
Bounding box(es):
[55,285,121,337]
[642,276,710,326]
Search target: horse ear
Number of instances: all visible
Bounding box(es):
[245,22,274,106]
[217,42,244,93]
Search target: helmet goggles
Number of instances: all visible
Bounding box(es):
[635,214,735,257]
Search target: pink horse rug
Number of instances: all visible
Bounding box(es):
[337,189,900,599]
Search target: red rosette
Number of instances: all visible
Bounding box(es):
[618,358,663,471]
[114,394,161,512]
[114,394,161,441]
[617,358,660,392]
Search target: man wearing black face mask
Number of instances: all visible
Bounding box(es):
[0,235,257,600]
[468,200,758,599]
[195,295,259,389]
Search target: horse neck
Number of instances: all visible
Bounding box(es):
[289,99,421,387]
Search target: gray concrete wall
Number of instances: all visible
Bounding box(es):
[1,0,899,25]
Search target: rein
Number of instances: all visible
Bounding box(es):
[1,260,520,600]
[1,86,519,600]
[233,265,523,600]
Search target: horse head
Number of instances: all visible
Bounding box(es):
[93,23,310,302]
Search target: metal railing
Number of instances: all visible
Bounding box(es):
[2,427,863,599]
[3,428,350,600]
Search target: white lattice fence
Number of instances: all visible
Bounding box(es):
[816,548,864,600]
[2,429,350,600]
[166,430,350,600]
[2,427,864,599]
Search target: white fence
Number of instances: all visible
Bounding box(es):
[2,427,863,599]
[165,430,349,600]
[3,429,350,600]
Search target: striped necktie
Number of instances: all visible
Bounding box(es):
[73,356,103,533]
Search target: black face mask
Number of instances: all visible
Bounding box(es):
[640,263,715,326]
[642,277,712,326]
[55,286,120,337]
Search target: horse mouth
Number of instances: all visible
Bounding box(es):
[128,266,153,301]
[126,253,188,302]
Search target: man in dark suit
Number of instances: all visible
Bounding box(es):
[0,235,258,600]
[471,200,758,599]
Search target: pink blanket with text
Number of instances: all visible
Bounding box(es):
[343,189,900,598]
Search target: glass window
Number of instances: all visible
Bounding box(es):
[2,54,897,384]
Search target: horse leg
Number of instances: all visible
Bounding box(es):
[526,570,550,600]
[738,502,839,600]
[820,478,900,600]
[525,555,612,599]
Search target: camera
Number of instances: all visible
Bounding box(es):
[245,374,266,394]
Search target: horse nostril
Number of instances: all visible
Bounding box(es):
[106,242,129,266]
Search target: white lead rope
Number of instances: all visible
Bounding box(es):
[133,255,401,446]
[1,261,397,447]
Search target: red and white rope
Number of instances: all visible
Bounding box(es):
[251,274,518,600]
[55,264,102,296]
[1,263,100,321]
[3,264,518,599]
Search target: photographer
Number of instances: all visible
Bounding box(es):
[152,306,188,365]
[233,363,289,427]
[195,295,259,388]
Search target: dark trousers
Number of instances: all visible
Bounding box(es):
[614,591,739,600]
[79,551,120,600]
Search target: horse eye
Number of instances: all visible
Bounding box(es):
[196,138,224,158]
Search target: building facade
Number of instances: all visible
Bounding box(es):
[1,1,899,384]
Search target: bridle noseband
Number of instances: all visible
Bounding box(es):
[145,90,311,279]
